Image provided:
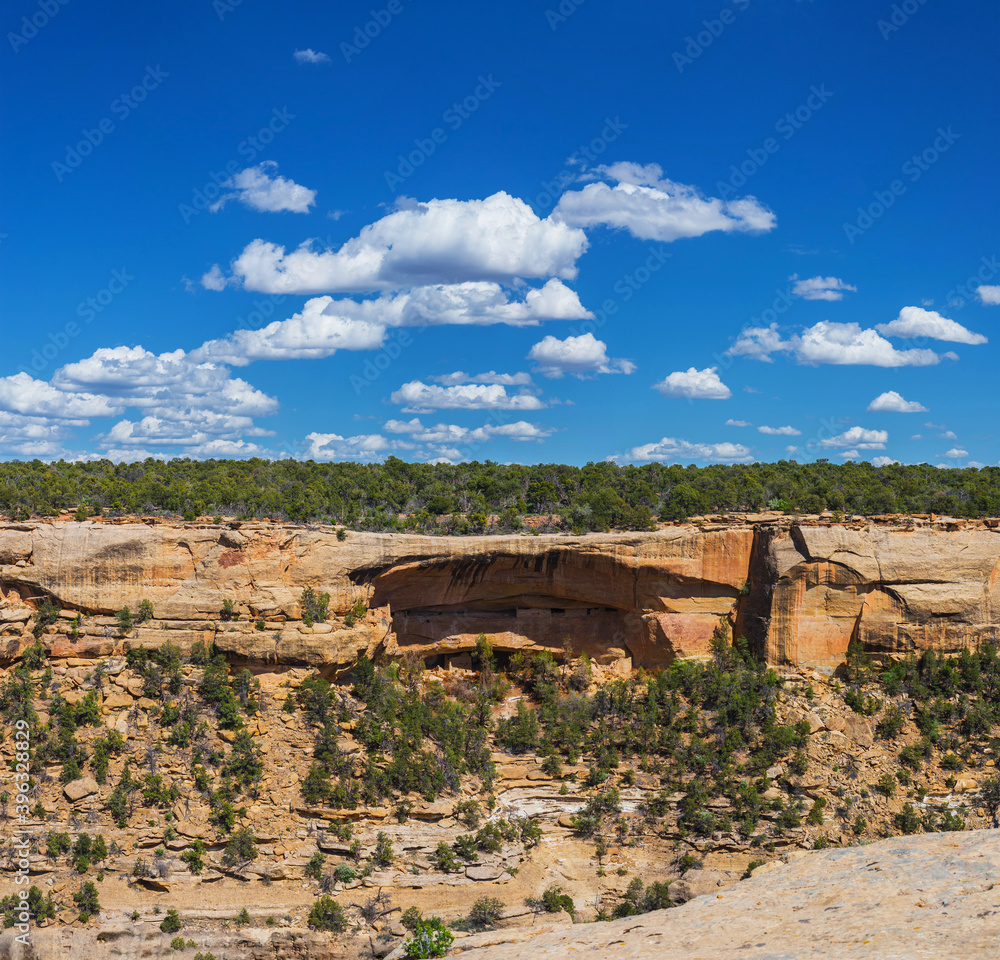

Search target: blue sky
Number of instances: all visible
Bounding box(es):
[2,0,998,467]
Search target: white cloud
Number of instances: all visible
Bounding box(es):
[653,366,731,399]
[384,417,554,445]
[785,445,798,455]
[867,391,928,413]
[795,321,947,366]
[431,371,533,386]
[725,324,792,362]
[194,280,592,367]
[303,431,398,461]
[293,48,330,64]
[871,456,899,467]
[390,380,546,414]
[216,192,588,294]
[624,436,754,464]
[939,430,958,440]
[791,275,857,301]
[758,425,801,436]
[0,372,120,420]
[0,410,78,458]
[729,321,950,367]
[53,346,278,417]
[201,264,230,291]
[210,162,317,215]
[977,284,1000,305]
[192,299,386,366]
[528,332,635,378]
[840,450,860,460]
[554,162,775,242]
[945,447,968,458]
[726,419,752,427]
[819,426,889,450]
[876,306,987,345]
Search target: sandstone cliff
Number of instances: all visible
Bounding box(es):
[1,516,997,671]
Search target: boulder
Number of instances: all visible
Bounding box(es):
[63,777,99,802]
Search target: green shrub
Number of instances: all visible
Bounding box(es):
[308,896,347,932]
[221,829,257,869]
[160,909,183,933]
[73,881,101,922]
[469,896,505,929]
[541,884,575,919]
[305,852,325,881]
[332,863,357,883]
[403,916,454,958]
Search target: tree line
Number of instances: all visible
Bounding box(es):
[0,457,997,532]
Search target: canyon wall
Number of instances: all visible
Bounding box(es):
[0,516,998,673]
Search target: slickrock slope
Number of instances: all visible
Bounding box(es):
[444,829,1000,960]
[1,516,998,670]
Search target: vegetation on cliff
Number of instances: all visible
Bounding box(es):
[1,457,998,531]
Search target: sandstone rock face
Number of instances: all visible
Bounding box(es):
[0,518,997,671]
[448,829,1000,960]
[765,523,1000,670]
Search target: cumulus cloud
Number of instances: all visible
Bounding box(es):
[0,410,77,458]
[389,380,546,414]
[303,431,398,461]
[53,346,278,417]
[194,280,592,367]
[0,372,120,420]
[871,456,899,467]
[758,425,801,436]
[554,162,774,242]
[876,306,987,345]
[214,192,589,294]
[431,371,533,386]
[201,264,230,291]
[867,391,928,413]
[726,419,752,427]
[977,284,1000,305]
[384,417,554,445]
[791,275,857,301]
[725,324,791,362]
[623,437,754,464]
[818,427,889,450]
[653,366,731,399]
[292,48,330,64]
[192,300,386,366]
[210,162,317,215]
[945,447,969,458]
[728,321,951,367]
[528,332,635,378]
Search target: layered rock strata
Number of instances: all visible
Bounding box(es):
[1,516,997,672]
